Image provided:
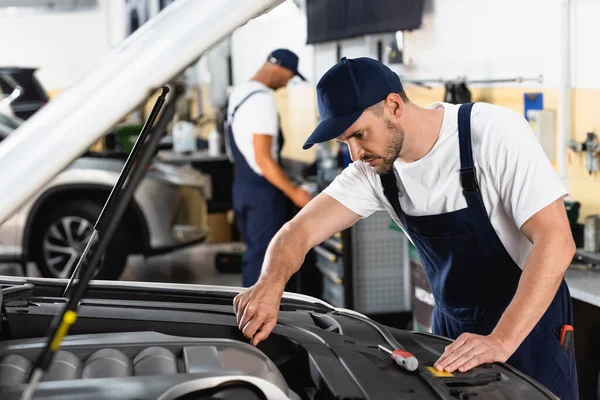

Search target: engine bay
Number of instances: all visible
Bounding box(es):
[0,331,298,400]
[0,279,559,400]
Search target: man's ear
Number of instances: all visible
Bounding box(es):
[385,93,403,118]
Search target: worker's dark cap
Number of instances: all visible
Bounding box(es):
[303,57,402,150]
[267,49,306,81]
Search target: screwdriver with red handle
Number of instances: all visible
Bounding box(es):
[559,324,574,356]
[378,344,419,372]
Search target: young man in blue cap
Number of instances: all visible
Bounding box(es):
[233,56,578,399]
[227,49,312,287]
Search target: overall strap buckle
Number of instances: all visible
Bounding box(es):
[460,167,479,193]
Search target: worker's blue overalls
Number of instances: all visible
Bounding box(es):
[227,90,286,287]
[380,103,578,399]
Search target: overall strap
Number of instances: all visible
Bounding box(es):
[457,103,481,207]
[226,89,267,164]
[231,90,267,120]
[232,89,284,162]
[380,170,407,227]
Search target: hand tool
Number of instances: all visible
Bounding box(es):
[378,344,419,372]
[559,324,574,356]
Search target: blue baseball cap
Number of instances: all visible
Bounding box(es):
[303,57,403,150]
[267,49,306,81]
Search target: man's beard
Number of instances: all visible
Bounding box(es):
[362,118,404,175]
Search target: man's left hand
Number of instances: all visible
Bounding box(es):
[434,333,516,373]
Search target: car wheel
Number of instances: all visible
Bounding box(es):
[30,200,129,280]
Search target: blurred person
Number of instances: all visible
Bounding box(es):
[227,49,313,287]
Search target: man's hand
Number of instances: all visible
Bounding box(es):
[233,277,286,346]
[291,187,313,208]
[232,193,362,346]
[254,134,309,206]
[434,332,516,373]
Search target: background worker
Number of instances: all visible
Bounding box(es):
[233,57,578,399]
[226,48,313,287]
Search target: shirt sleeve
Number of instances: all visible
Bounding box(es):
[238,92,279,137]
[482,106,567,229]
[322,161,385,218]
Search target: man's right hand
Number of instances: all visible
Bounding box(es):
[233,193,363,346]
[291,187,313,208]
[233,277,286,346]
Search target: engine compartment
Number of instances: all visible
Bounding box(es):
[0,331,299,400]
[0,280,559,400]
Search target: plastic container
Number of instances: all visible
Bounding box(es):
[208,129,221,157]
[172,120,197,154]
[584,215,600,252]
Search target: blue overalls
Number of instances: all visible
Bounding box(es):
[227,90,287,287]
[380,103,578,399]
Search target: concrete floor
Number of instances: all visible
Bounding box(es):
[0,242,244,287]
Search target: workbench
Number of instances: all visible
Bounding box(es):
[564,264,600,400]
[157,150,230,164]
[565,265,600,308]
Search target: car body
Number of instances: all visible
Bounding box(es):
[0,113,210,279]
[0,67,48,120]
[0,0,559,398]
[0,276,558,400]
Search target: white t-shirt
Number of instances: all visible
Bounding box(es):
[227,81,279,176]
[323,102,567,270]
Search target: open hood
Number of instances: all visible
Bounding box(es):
[0,0,284,225]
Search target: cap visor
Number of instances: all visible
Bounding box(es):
[302,109,364,150]
[296,70,307,81]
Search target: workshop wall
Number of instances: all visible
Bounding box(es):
[5,0,600,220]
[230,2,314,86]
[230,0,318,163]
[0,0,125,94]
[403,84,600,221]
[261,0,600,221]
[393,0,600,222]
[397,0,561,87]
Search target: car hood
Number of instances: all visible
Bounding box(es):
[0,0,284,225]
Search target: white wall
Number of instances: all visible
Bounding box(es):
[398,0,600,89]
[571,0,600,88]
[310,0,565,89]
[230,1,390,88]
[206,38,231,109]
[396,0,563,87]
[0,0,124,92]
[314,34,389,79]
[6,0,595,105]
[230,0,314,86]
[233,0,600,92]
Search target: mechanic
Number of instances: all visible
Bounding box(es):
[227,49,313,287]
[233,57,578,399]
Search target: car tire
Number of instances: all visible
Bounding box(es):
[30,200,129,280]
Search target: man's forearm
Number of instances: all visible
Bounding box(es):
[259,158,297,199]
[492,234,575,350]
[258,220,309,287]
